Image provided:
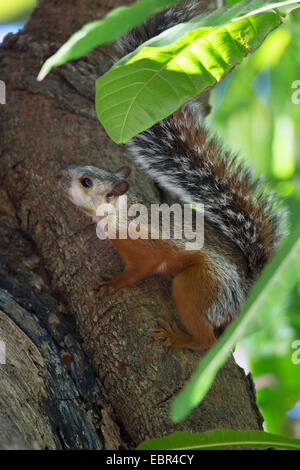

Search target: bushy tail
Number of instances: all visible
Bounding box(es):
[129,109,286,276]
[117,1,287,276]
[116,0,202,58]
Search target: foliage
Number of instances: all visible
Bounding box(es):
[0,0,36,23]
[96,9,282,142]
[210,4,300,436]
[37,0,179,81]
[136,429,300,450]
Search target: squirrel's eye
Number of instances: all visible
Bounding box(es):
[80,177,93,188]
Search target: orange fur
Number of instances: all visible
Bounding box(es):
[171,263,218,349]
[97,232,217,350]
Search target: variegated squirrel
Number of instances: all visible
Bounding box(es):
[60,0,286,350]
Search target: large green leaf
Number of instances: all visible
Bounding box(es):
[96,6,286,143]
[115,0,299,67]
[171,225,300,423]
[136,429,300,450]
[37,0,179,81]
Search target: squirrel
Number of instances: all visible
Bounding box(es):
[59,0,286,350]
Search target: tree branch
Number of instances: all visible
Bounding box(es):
[0,0,263,448]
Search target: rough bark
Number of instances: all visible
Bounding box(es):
[0,0,263,449]
[0,200,106,449]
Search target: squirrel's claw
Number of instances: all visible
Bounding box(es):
[96,284,115,298]
[95,274,117,298]
[151,317,179,347]
[92,274,114,289]
[151,328,172,347]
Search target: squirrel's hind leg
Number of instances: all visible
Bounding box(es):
[153,263,218,350]
[151,317,215,350]
[172,263,218,349]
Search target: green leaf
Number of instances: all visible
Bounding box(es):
[37,0,179,81]
[96,6,286,143]
[171,225,300,423]
[37,0,259,80]
[136,429,300,450]
[116,0,299,68]
[0,0,36,22]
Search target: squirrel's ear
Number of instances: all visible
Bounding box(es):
[106,180,129,200]
[115,166,131,179]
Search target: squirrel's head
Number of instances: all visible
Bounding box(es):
[59,165,131,219]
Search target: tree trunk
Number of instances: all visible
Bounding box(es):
[0,0,263,449]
